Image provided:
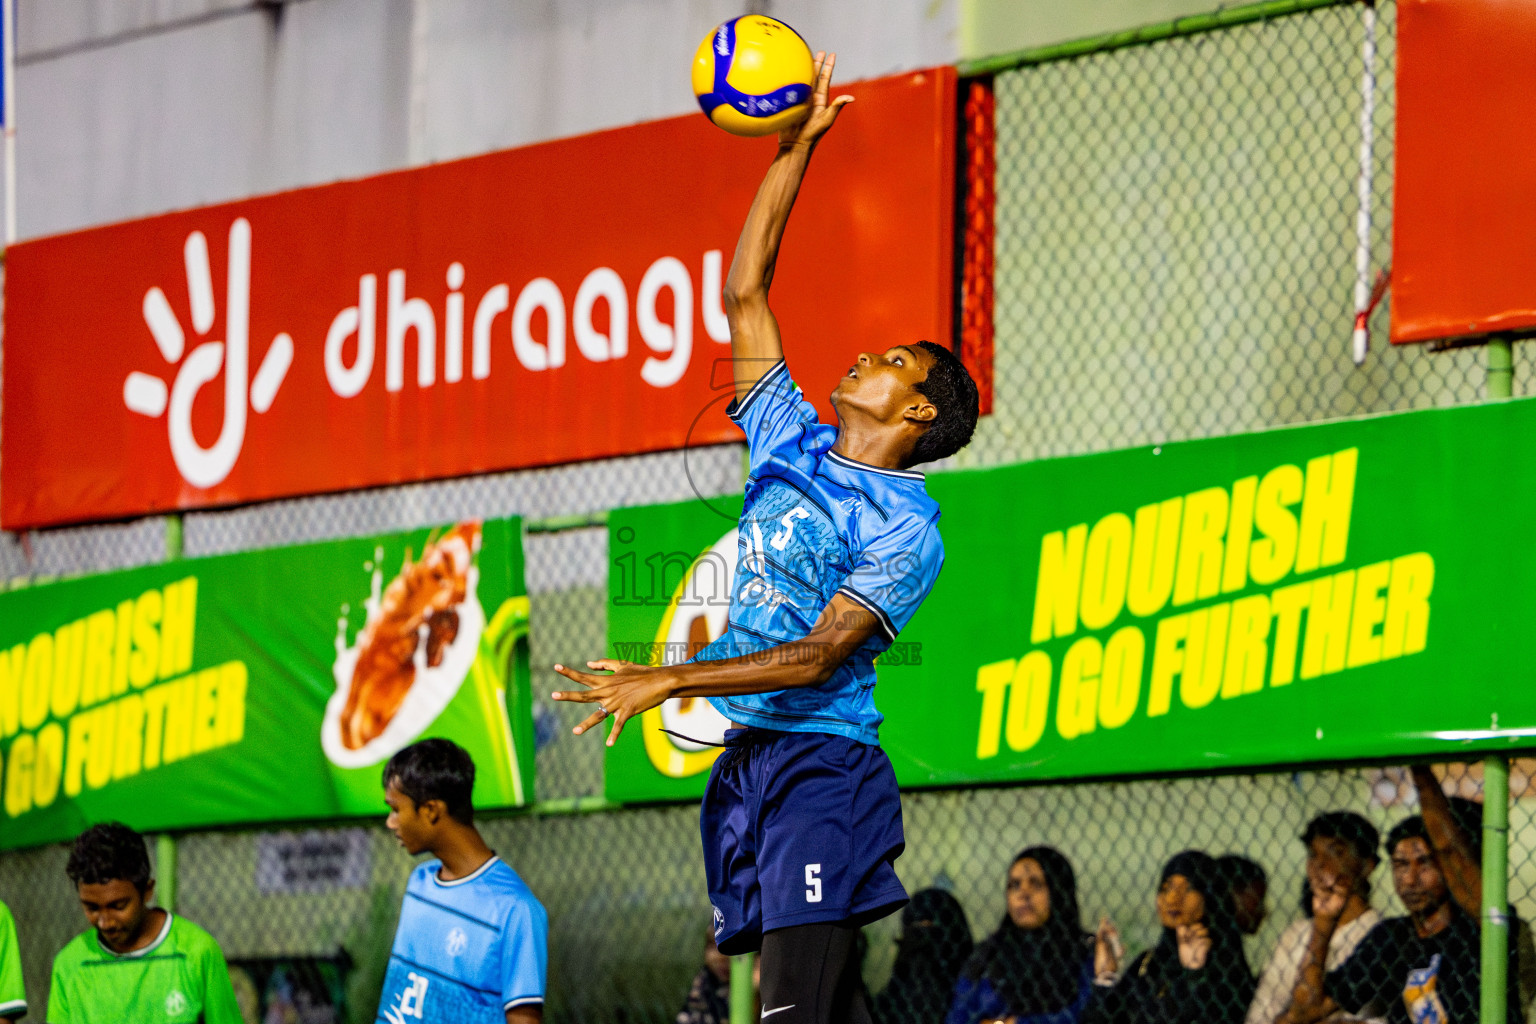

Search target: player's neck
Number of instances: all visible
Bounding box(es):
[432,825,496,881]
[104,907,167,955]
[832,421,912,471]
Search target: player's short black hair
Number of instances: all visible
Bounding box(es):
[1216,853,1267,890]
[66,822,152,892]
[909,341,979,466]
[1302,810,1380,863]
[1386,814,1429,858]
[384,738,476,824]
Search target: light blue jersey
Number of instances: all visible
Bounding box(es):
[377,856,547,1024]
[699,360,945,744]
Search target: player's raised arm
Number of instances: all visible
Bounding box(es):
[723,50,853,401]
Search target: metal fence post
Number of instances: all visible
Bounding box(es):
[155,833,178,914]
[1481,338,1513,1023]
[1482,755,1510,1024]
[1488,336,1513,400]
[731,953,755,1024]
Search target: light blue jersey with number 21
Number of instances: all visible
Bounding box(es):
[377,857,547,1024]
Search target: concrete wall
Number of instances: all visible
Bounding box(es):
[15,0,960,239]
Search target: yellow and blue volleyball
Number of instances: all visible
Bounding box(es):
[692,16,816,137]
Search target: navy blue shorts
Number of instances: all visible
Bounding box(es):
[701,727,908,955]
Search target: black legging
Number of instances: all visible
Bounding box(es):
[758,922,873,1024]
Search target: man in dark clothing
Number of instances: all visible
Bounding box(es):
[1283,765,1521,1024]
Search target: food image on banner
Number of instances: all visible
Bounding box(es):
[321,521,531,810]
[0,517,532,852]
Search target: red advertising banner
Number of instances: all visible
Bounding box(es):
[1391,0,1536,344]
[2,69,955,529]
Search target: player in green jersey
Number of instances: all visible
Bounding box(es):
[47,822,240,1024]
[0,899,25,1021]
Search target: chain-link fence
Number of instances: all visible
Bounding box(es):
[3,1,1532,1022]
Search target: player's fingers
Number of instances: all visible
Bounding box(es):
[820,51,837,94]
[606,708,632,747]
[571,709,609,736]
[584,659,633,673]
[551,663,603,688]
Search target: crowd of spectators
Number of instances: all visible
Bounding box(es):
[680,765,1527,1024]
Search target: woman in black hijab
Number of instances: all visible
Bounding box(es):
[946,846,1095,1024]
[1082,850,1254,1024]
[874,889,974,1024]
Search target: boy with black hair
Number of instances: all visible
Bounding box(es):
[47,821,240,1023]
[1249,811,1380,1024]
[552,51,979,1024]
[1285,768,1522,1024]
[378,738,547,1024]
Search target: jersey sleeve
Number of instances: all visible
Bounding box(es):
[193,929,243,1024]
[0,904,24,1018]
[500,895,549,1011]
[837,512,944,644]
[727,361,829,481]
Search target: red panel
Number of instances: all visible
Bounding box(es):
[960,77,995,416]
[2,68,957,529]
[1392,0,1536,344]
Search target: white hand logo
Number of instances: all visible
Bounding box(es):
[123,218,292,488]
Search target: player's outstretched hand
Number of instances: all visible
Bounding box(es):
[551,659,673,747]
[778,50,853,150]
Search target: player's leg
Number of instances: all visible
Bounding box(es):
[759,922,873,1024]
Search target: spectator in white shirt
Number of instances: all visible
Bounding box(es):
[1246,812,1382,1024]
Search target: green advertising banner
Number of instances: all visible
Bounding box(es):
[0,519,533,851]
[606,397,1536,801]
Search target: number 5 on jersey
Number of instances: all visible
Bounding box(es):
[805,863,822,903]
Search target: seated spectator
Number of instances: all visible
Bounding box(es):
[1283,765,1523,1024]
[1219,855,1269,937]
[1245,812,1381,1024]
[677,928,734,1024]
[1085,849,1255,1024]
[48,821,241,1024]
[947,847,1093,1024]
[874,888,973,1024]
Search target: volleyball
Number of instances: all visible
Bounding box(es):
[692,16,816,137]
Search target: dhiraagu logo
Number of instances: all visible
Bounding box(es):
[122,219,294,488]
[640,529,736,778]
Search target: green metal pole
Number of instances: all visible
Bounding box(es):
[1480,338,1513,1023]
[155,834,178,914]
[1482,755,1510,1024]
[165,514,184,560]
[730,953,755,1024]
[1489,336,1513,400]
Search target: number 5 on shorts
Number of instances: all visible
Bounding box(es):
[805,863,822,903]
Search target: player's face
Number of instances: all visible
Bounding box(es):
[1156,873,1206,929]
[1306,835,1373,898]
[1391,837,1449,917]
[1006,857,1052,930]
[830,345,935,424]
[77,878,152,952]
[384,781,432,855]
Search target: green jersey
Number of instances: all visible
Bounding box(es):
[0,900,24,1018]
[46,912,240,1024]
